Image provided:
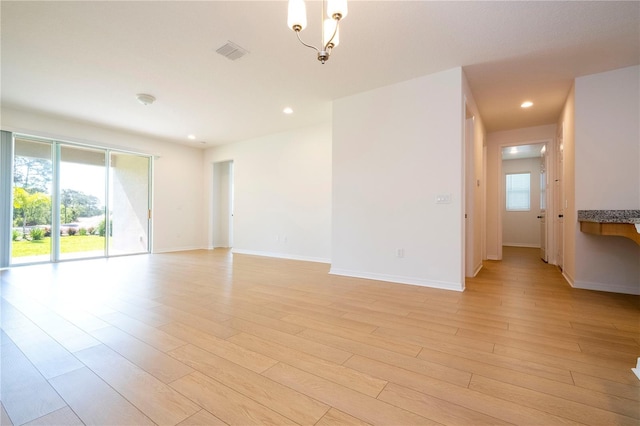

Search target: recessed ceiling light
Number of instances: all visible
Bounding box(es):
[510,147,518,154]
[283,107,294,114]
[521,101,533,108]
[187,134,196,140]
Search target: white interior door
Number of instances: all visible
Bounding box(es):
[539,213,547,261]
[539,146,547,262]
[212,160,234,248]
[464,116,475,277]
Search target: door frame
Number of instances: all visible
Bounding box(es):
[464,114,476,277]
[555,124,564,270]
[496,138,555,262]
[210,160,234,249]
[3,132,153,266]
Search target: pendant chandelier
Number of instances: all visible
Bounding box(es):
[287,0,348,64]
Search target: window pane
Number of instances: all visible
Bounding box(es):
[6,135,153,264]
[506,173,530,211]
[11,138,53,264]
[59,145,107,260]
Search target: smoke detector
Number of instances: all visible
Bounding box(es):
[136,93,156,105]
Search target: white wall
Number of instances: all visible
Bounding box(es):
[204,123,332,263]
[332,68,465,291]
[574,65,640,294]
[486,125,555,260]
[502,157,542,248]
[1,107,206,253]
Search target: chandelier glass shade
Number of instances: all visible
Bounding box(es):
[287,0,348,64]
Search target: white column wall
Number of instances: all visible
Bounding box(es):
[331,68,465,291]
[574,65,640,294]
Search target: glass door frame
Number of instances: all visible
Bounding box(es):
[2,132,153,267]
[107,150,153,257]
[0,131,13,268]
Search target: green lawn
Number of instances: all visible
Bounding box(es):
[11,235,106,257]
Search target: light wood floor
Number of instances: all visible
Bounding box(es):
[1,247,638,425]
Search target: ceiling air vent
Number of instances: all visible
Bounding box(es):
[215,41,249,61]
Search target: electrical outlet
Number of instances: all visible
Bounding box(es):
[436,194,452,204]
[396,248,404,258]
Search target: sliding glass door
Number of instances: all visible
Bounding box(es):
[109,152,150,256]
[9,134,151,265]
[11,138,53,264]
[58,145,107,260]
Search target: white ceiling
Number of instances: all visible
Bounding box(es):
[2,1,639,148]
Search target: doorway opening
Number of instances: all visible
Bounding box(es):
[499,142,550,262]
[211,160,234,249]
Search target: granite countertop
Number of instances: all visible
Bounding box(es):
[577,210,640,224]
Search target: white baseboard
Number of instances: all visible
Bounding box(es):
[329,268,463,292]
[152,245,205,254]
[472,262,483,277]
[572,279,640,295]
[231,249,330,264]
[632,358,640,381]
[503,243,540,248]
[551,267,638,296]
[486,255,500,260]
